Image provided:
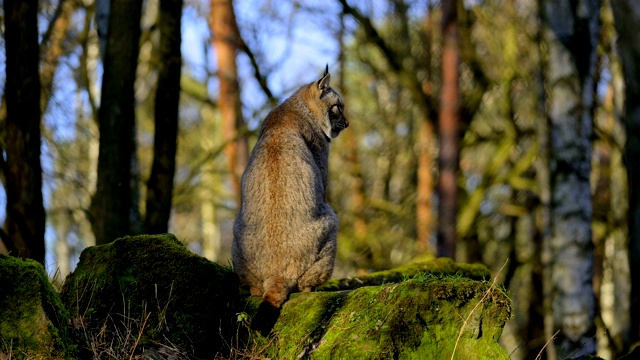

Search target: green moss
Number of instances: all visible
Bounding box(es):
[250,276,511,359]
[60,233,240,359]
[318,257,490,291]
[0,254,74,359]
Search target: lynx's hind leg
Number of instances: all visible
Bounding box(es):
[298,236,337,292]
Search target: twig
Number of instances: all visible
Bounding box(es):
[450,259,508,360]
[535,330,560,360]
[129,311,152,360]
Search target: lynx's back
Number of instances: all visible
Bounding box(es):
[232,67,348,316]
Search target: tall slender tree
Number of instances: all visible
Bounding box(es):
[541,0,600,357]
[145,0,183,234]
[437,0,460,259]
[210,0,249,208]
[611,0,640,350]
[89,0,143,245]
[2,0,45,263]
[416,1,436,254]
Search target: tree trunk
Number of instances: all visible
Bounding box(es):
[145,0,183,234]
[541,0,600,357]
[89,0,143,245]
[610,0,640,350]
[417,120,435,254]
[416,2,435,255]
[2,0,45,264]
[210,0,248,208]
[437,0,460,259]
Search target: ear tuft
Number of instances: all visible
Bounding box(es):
[318,64,331,91]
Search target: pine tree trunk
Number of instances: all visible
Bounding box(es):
[90,0,143,245]
[210,0,248,208]
[541,0,600,357]
[145,0,183,234]
[437,0,460,259]
[610,0,640,350]
[2,0,45,263]
[417,120,434,253]
[416,3,435,255]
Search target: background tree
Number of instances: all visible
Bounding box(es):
[437,0,460,258]
[210,0,249,207]
[1,0,45,263]
[611,0,640,350]
[144,0,183,234]
[541,0,600,357]
[89,0,143,245]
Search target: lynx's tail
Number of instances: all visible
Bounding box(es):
[262,277,291,308]
[251,277,292,335]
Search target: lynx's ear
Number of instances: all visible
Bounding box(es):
[317,64,331,92]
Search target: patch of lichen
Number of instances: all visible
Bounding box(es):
[60,234,240,358]
[252,276,511,359]
[318,257,490,292]
[0,254,74,359]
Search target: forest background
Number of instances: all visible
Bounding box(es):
[1,0,640,359]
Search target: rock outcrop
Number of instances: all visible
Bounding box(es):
[3,234,513,359]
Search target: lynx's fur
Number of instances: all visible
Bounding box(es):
[232,66,348,311]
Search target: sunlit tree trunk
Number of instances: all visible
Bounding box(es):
[2,0,45,263]
[417,120,434,254]
[210,0,248,208]
[541,0,600,357]
[145,0,183,234]
[89,0,143,245]
[437,0,460,259]
[610,0,640,350]
[416,2,435,255]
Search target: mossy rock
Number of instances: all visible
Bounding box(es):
[243,272,511,359]
[318,257,490,291]
[0,254,74,359]
[60,234,239,359]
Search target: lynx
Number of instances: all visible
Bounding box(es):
[232,66,348,318]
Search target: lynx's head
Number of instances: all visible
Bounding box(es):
[304,65,349,139]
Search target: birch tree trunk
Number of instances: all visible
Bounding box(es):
[610,0,640,350]
[541,0,600,357]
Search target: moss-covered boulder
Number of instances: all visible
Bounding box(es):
[60,234,239,359]
[0,254,74,359]
[242,266,511,359]
[58,234,510,359]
